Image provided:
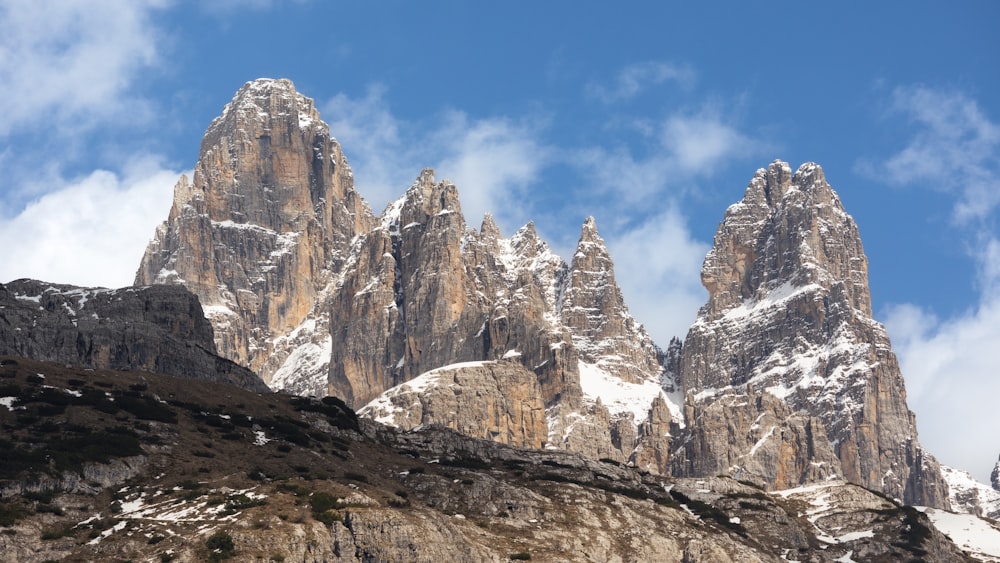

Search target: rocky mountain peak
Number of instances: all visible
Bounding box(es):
[203,78,322,151]
[479,213,501,244]
[701,160,870,320]
[678,160,949,507]
[136,78,375,383]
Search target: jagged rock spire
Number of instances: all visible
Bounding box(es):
[675,160,949,507]
[559,216,662,383]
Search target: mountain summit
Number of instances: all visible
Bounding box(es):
[674,161,949,506]
[136,78,376,386]
[137,80,950,507]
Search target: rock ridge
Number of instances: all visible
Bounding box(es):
[0,279,266,391]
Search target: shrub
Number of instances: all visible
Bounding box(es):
[225,494,266,511]
[510,552,532,560]
[0,502,29,526]
[343,471,369,483]
[309,492,339,513]
[205,530,235,561]
[313,510,342,525]
[40,524,76,540]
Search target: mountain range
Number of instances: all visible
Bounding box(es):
[2,78,999,562]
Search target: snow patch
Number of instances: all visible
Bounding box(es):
[578,360,682,425]
[920,507,1000,561]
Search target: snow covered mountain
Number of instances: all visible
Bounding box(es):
[139,79,982,510]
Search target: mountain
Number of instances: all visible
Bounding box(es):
[672,161,949,508]
[135,78,376,394]
[0,279,265,392]
[108,77,1000,558]
[0,357,975,562]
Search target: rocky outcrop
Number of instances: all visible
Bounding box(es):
[358,360,547,449]
[135,78,375,386]
[0,354,977,563]
[561,217,663,384]
[942,464,1000,521]
[137,79,674,470]
[993,456,1000,491]
[674,161,949,508]
[328,170,582,409]
[0,279,266,391]
[674,390,841,489]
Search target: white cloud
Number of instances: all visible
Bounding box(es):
[874,86,1000,483]
[0,156,181,288]
[606,207,710,345]
[884,278,1000,484]
[869,86,1000,223]
[321,87,549,228]
[431,112,549,228]
[0,0,167,136]
[322,85,413,212]
[662,111,757,173]
[201,0,308,14]
[587,62,694,103]
[573,105,764,206]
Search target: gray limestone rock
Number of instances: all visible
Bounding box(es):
[0,279,266,391]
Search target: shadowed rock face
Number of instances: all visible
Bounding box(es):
[674,160,949,508]
[0,279,266,391]
[135,78,375,383]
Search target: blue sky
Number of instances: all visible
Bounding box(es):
[1,0,998,482]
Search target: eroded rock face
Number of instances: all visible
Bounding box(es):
[675,161,949,507]
[358,361,547,449]
[0,279,266,391]
[560,217,663,384]
[329,173,675,469]
[135,78,375,384]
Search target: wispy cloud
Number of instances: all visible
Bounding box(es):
[884,253,1000,483]
[862,86,1000,223]
[200,0,311,16]
[0,155,182,287]
[320,87,550,228]
[0,0,167,137]
[563,101,765,345]
[570,104,765,208]
[587,61,694,104]
[431,111,550,228]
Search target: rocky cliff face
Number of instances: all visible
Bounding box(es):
[135,78,375,387]
[942,464,1000,521]
[330,169,675,469]
[0,279,266,391]
[136,80,959,509]
[137,80,675,469]
[674,161,949,507]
